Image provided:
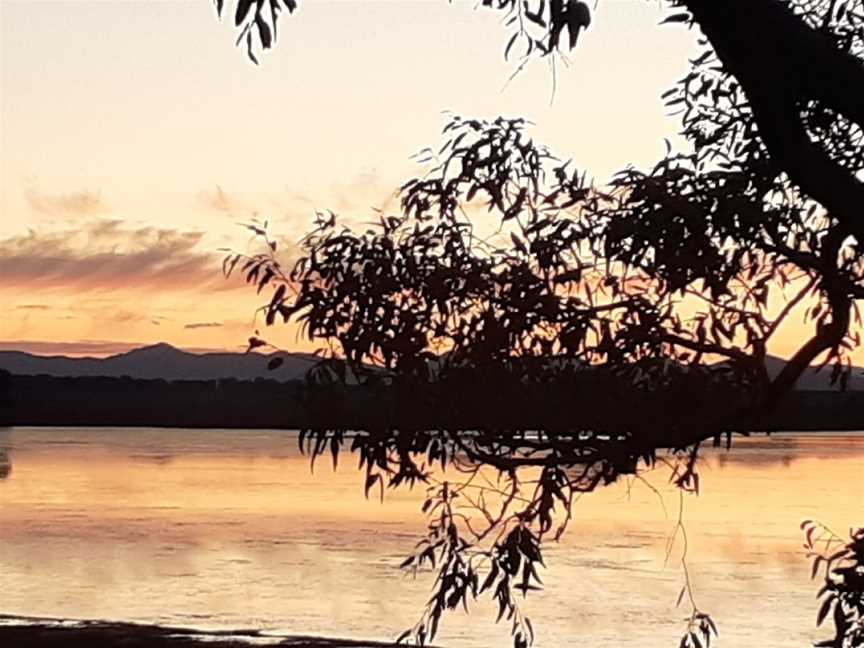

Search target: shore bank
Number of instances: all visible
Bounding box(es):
[7,373,864,432]
[0,616,400,648]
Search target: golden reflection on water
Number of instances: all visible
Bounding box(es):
[0,428,861,647]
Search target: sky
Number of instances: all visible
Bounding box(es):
[0,0,824,359]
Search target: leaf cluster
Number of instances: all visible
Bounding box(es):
[803,520,864,647]
[215,0,591,65]
[214,0,297,63]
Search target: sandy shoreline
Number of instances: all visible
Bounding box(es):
[0,615,400,647]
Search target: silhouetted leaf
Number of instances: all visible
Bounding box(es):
[267,356,284,371]
[817,596,834,626]
[661,12,690,24]
[235,0,253,25]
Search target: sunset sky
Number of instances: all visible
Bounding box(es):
[0,0,834,360]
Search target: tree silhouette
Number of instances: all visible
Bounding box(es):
[217,1,864,646]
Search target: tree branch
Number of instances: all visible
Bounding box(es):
[763,274,818,342]
[684,0,864,245]
[766,292,851,405]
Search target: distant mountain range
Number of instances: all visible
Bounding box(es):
[762,355,864,390]
[0,343,862,390]
[0,343,317,382]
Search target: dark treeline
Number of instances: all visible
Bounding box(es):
[2,371,864,432]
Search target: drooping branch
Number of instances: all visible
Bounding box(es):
[763,274,819,342]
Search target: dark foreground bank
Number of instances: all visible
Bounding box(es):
[0,616,400,648]
[4,371,864,431]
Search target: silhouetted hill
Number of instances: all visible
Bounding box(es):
[762,355,864,390]
[1,344,861,389]
[0,343,317,382]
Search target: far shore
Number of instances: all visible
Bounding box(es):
[0,615,402,648]
[6,373,864,432]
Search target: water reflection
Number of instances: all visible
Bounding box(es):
[0,427,11,480]
[0,428,861,648]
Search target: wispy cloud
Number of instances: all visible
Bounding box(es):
[197,185,236,213]
[184,322,223,329]
[273,170,402,227]
[109,310,171,325]
[13,304,51,311]
[327,169,401,215]
[25,185,106,217]
[0,220,240,293]
[198,171,403,231]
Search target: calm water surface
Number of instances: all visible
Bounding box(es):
[0,427,861,647]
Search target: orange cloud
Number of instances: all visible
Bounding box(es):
[0,220,241,294]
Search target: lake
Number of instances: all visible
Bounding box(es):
[0,427,861,647]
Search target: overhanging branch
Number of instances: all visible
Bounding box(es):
[684,0,864,245]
